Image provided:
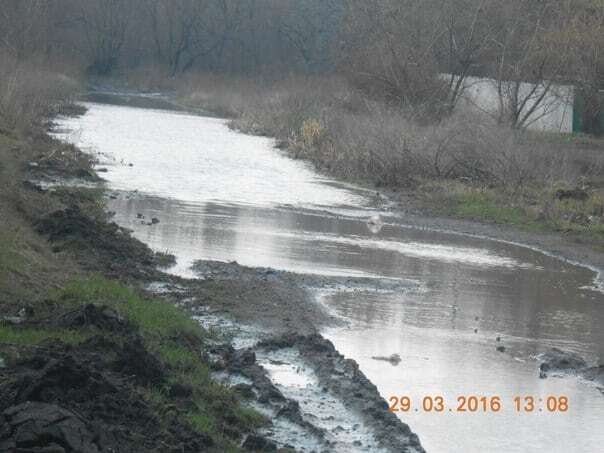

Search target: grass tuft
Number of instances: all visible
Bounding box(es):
[56,276,201,338]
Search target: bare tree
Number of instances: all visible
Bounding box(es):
[437,0,492,111]
[564,0,604,134]
[340,0,450,112]
[484,1,573,129]
[65,0,133,75]
[145,0,237,75]
[0,0,52,59]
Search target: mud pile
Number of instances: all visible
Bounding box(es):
[0,337,210,453]
[539,347,604,394]
[35,205,166,279]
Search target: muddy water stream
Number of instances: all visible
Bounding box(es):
[55,101,604,452]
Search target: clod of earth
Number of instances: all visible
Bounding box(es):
[539,348,588,377]
[0,401,101,453]
[35,205,165,278]
[0,334,212,452]
[538,349,604,395]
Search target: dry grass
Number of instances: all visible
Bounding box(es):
[0,53,82,135]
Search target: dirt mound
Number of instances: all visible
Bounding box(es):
[538,348,588,377]
[35,205,161,279]
[0,338,211,452]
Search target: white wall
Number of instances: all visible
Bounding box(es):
[450,75,574,133]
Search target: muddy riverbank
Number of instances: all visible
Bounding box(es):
[1,114,425,451]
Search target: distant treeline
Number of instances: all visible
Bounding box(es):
[1,0,603,125]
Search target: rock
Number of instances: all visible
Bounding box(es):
[496,346,505,353]
[496,336,501,342]
[371,354,402,365]
[241,434,277,451]
[96,167,108,172]
[136,213,144,219]
[554,188,589,202]
[151,217,160,224]
[538,348,587,377]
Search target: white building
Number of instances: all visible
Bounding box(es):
[452,75,574,133]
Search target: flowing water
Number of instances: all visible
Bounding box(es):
[55,101,604,453]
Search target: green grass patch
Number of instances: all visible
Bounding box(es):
[56,276,201,338]
[0,325,88,346]
[454,191,536,226]
[157,343,201,370]
[422,180,604,241]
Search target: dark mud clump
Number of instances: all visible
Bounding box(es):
[582,366,604,394]
[26,137,100,183]
[538,348,588,377]
[539,348,604,395]
[35,205,167,279]
[0,336,211,452]
[258,333,425,453]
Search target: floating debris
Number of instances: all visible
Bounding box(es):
[371,353,401,365]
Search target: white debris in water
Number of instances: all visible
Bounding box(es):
[366,214,384,234]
